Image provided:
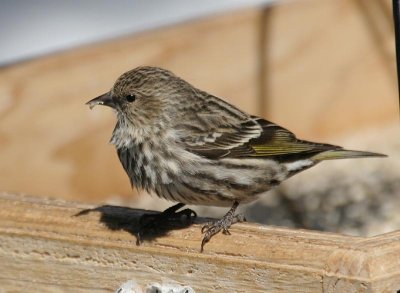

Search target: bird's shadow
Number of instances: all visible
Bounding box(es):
[74,204,203,244]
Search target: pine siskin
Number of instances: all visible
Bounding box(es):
[87,66,386,252]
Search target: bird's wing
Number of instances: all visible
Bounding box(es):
[242,118,341,161]
[178,117,262,159]
[175,96,341,160]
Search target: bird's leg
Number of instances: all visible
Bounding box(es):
[136,203,197,245]
[200,201,245,252]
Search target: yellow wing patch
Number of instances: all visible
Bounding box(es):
[250,130,315,156]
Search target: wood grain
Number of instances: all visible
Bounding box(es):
[1,193,400,292]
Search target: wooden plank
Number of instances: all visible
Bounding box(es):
[1,193,400,292]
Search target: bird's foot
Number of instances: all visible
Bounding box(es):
[200,201,245,252]
[136,203,196,245]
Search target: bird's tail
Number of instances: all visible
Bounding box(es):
[312,149,387,162]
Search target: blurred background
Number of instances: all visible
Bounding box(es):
[0,0,399,236]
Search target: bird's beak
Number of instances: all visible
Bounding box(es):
[86,92,115,109]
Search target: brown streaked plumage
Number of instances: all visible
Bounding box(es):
[87,66,386,252]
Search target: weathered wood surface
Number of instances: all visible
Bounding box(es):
[1,192,400,292]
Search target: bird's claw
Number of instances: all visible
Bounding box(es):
[200,213,246,252]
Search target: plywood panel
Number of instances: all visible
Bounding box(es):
[264,0,398,139]
[0,1,396,206]
[0,9,262,202]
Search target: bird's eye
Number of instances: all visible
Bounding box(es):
[125,94,136,102]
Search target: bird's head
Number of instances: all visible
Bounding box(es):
[87,66,188,131]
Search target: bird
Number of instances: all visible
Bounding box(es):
[87,66,386,252]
